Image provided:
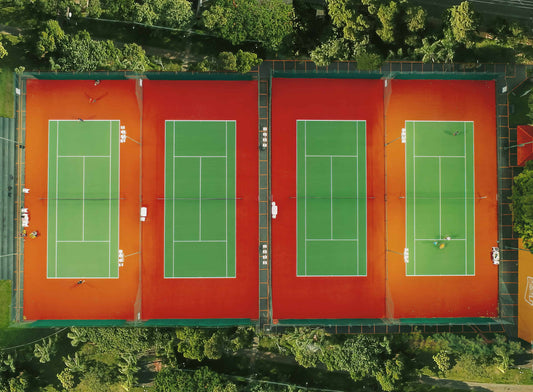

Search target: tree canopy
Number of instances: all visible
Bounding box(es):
[202,0,295,51]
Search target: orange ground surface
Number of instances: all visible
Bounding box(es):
[386,80,498,318]
[141,80,259,320]
[271,78,387,319]
[271,78,498,320]
[23,79,259,321]
[24,80,141,320]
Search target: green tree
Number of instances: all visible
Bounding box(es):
[217,52,237,71]
[175,327,208,361]
[235,50,262,73]
[121,43,148,72]
[203,0,294,51]
[447,1,479,47]
[63,352,86,374]
[511,160,533,248]
[66,327,88,347]
[57,369,75,391]
[376,1,399,44]
[433,350,451,375]
[159,0,194,29]
[36,20,65,58]
[281,328,327,368]
[0,42,7,59]
[33,337,56,364]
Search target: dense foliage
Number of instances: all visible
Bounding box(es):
[511,160,533,249]
[0,327,528,391]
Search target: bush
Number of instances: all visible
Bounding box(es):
[511,160,533,249]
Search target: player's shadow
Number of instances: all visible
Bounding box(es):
[443,130,464,137]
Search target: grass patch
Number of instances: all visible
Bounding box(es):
[0,280,11,328]
[510,80,533,127]
[0,66,14,118]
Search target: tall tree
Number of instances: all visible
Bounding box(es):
[447,1,479,47]
[202,0,294,51]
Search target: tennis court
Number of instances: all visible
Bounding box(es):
[47,120,120,278]
[405,121,475,276]
[164,120,236,278]
[296,120,366,276]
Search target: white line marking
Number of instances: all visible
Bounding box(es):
[356,121,359,275]
[82,156,85,241]
[58,155,110,158]
[304,121,307,275]
[415,238,466,241]
[173,122,176,277]
[439,156,442,238]
[57,240,110,243]
[413,122,416,275]
[306,239,358,241]
[199,157,202,241]
[108,121,112,277]
[330,156,333,239]
[225,121,228,277]
[173,240,226,242]
[306,155,358,158]
[465,122,467,274]
[415,155,465,158]
[56,121,59,277]
[174,155,226,158]
[0,253,16,258]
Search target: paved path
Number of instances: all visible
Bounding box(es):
[420,376,533,392]
[410,0,533,26]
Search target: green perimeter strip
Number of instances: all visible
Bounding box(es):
[145,72,253,81]
[272,71,499,80]
[142,318,254,327]
[405,121,475,276]
[398,318,510,325]
[25,320,127,327]
[296,120,366,276]
[47,120,120,278]
[393,72,499,80]
[277,319,387,327]
[272,71,382,79]
[164,121,236,278]
[22,72,135,80]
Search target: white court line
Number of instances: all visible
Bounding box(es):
[415,238,465,241]
[306,155,358,158]
[356,121,359,275]
[330,156,333,239]
[306,239,358,241]
[58,155,110,158]
[415,155,465,158]
[199,157,202,241]
[108,121,112,278]
[0,254,16,258]
[408,121,476,276]
[174,155,226,158]
[174,240,226,243]
[173,122,176,277]
[413,122,416,274]
[465,122,467,274]
[82,157,85,241]
[304,121,307,275]
[225,121,228,277]
[55,121,59,277]
[439,156,441,238]
[57,240,109,243]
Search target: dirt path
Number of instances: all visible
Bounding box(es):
[419,375,533,392]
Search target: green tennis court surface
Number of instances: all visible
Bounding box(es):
[47,120,120,278]
[405,121,475,276]
[164,121,236,278]
[297,120,366,276]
